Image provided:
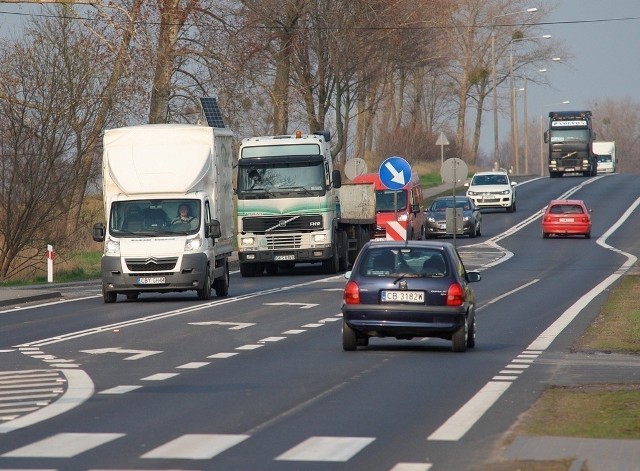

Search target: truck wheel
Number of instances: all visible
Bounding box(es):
[240,262,257,277]
[338,231,349,272]
[197,268,212,300]
[322,246,339,274]
[213,259,229,297]
[103,285,117,303]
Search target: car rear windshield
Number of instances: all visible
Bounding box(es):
[359,248,448,277]
[549,204,584,214]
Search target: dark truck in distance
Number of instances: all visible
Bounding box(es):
[544,110,597,178]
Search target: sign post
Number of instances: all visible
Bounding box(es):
[379,156,411,241]
[435,131,450,167]
[440,158,468,246]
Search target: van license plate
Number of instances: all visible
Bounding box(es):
[138,277,166,284]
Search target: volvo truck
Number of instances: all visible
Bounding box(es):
[235,131,375,276]
[544,110,597,178]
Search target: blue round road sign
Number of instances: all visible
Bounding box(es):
[379,156,412,190]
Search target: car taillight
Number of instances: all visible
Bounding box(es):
[446,282,464,306]
[343,280,360,304]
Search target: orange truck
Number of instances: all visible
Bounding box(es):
[351,172,426,241]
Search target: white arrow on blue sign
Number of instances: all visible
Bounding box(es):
[379,156,411,190]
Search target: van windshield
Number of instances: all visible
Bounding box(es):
[375,189,407,212]
[109,199,201,236]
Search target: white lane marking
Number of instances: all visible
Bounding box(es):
[18,277,336,348]
[99,385,142,394]
[259,336,286,342]
[390,463,432,471]
[2,432,124,457]
[478,279,539,310]
[207,352,239,359]
[276,436,375,462]
[142,373,179,381]
[264,302,318,309]
[189,320,255,330]
[0,369,94,434]
[302,323,323,328]
[80,347,162,360]
[283,329,306,334]
[235,344,263,350]
[428,381,511,441]
[428,191,640,443]
[177,362,209,369]
[0,294,101,315]
[140,433,249,460]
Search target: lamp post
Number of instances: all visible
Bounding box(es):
[509,34,551,174]
[492,7,538,171]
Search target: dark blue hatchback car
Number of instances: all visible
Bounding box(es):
[341,240,481,352]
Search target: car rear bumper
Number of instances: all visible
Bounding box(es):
[342,304,467,338]
[542,223,591,235]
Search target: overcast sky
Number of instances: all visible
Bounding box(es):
[490,0,640,161]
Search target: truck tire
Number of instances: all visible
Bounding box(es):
[213,259,229,297]
[322,245,339,274]
[240,262,257,277]
[197,268,212,300]
[338,231,349,272]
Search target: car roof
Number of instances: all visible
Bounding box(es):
[547,199,586,205]
[472,171,508,176]
[362,240,453,252]
[433,195,471,201]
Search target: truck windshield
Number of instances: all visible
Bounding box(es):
[109,199,201,236]
[550,129,590,143]
[237,160,326,199]
[375,190,407,212]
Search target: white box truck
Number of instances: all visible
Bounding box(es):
[593,141,616,174]
[92,123,234,302]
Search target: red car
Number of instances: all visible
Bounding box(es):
[541,199,592,239]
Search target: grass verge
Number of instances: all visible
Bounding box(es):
[485,273,640,470]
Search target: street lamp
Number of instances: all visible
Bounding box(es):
[492,7,538,171]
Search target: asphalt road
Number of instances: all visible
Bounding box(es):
[0,173,638,471]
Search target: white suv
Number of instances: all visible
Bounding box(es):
[465,171,517,212]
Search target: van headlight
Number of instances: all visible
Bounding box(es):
[104,237,120,256]
[185,234,202,252]
[397,213,409,221]
[313,234,326,242]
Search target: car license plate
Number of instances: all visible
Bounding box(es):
[274,254,295,261]
[438,223,446,229]
[137,277,165,284]
[381,290,424,303]
[559,217,574,223]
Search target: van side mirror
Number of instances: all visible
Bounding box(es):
[93,223,105,242]
[207,219,221,239]
[411,203,420,214]
[332,169,342,189]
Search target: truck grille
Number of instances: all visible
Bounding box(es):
[125,257,178,272]
[242,215,323,233]
[266,235,302,249]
